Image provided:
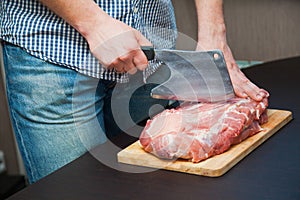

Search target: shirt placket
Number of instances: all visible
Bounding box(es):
[131,0,141,30]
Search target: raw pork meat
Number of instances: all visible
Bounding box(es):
[139,97,268,162]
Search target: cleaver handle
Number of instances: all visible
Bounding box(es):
[141,46,155,61]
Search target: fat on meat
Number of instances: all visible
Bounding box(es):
[139,97,268,163]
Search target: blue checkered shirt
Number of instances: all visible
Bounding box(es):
[0,0,177,82]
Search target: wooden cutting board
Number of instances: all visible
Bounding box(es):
[117,109,292,177]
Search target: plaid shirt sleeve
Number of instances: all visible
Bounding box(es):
[0,0,177,83]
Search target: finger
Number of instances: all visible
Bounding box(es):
[259,89,270,98]
[235,78,266,101]
[109,59,125,73]
[241,79,270,101]
[254,89,269,101]
[242,83,262,101]
[123,60,137,75]
[219,45,269,101]
[106,63,114,71]
[119,52,138,74]
[133,49,148,70]
[226,61,264,101]
[234,89,248,99]
[115,66,125,73]
[127,67,137,75]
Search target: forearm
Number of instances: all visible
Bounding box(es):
[194,0,226,41]
[194,0,269,101]
[38,0,110,40]
[39,0,150,73]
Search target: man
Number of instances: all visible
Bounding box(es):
[0,0,268,183]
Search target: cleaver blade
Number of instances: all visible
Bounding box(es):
[142,46,235,102]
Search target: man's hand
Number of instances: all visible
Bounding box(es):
[87,17,151,74]
[195,26,269,101]
[39,0,151,74]
[194,0,269,101]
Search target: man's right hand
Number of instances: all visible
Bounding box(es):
[39,0,151,74]
[86,17,152,74]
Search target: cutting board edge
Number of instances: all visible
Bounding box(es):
[207,109,293,176]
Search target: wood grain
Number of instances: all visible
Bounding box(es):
[117,109,293,177]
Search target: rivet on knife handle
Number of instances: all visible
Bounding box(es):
[141,46,155,61]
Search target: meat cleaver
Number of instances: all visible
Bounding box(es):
[142,46,235,102]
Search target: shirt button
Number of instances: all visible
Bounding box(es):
[133,7,138,13]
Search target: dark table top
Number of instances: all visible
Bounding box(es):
[8,57,300,200]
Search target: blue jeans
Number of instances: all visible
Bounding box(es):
[2,43,169,183]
